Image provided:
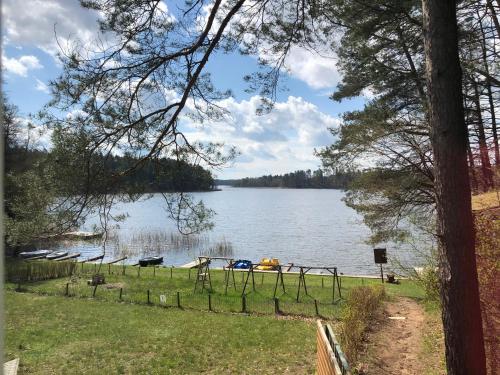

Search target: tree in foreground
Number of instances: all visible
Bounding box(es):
[422,0,486,373]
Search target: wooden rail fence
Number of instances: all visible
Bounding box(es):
[316,320,351,375]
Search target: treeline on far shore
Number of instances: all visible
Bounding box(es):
[216,169,359,189]
[6,147,216,194]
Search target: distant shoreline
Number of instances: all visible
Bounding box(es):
[215,185,344,190]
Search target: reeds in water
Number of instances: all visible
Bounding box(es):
[6,259,76,282]
[204,239,234,257]
[106,229,209,257]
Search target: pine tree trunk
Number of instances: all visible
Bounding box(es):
[471,78,494,189]
[467,136,478,192]
[422,1,487,374]
[487,0,500,39]
[486,84,500,166]
[478,19,500,166]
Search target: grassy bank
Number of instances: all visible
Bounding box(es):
[5,291,318,374]
[5,262,427,373]
[5,263,424,319]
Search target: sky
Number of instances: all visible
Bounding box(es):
[2,0,367,179]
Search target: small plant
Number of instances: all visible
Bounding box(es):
[339,285,386,363]
[416,266,440,303]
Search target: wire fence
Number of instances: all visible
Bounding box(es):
[7,269,343,320]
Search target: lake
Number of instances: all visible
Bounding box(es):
[57,187,422,275]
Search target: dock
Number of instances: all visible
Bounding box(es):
[107,256,127,264]
[180,258,208,269]
[79,254,104,263]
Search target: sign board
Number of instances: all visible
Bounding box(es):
[374,248,387,264]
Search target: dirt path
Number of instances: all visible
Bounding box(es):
[360,297,426,375]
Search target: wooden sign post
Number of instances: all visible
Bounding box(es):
[373,248,387,283]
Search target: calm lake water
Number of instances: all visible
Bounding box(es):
[57,187,422,275]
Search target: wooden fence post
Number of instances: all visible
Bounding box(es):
[119,288,123,301]
[314,299,319,316]
[122,264,126,275]
[208,294,212,311]
[177,291,181,308]
[274,298,280,314]
[153,266,156,277]
[65,283,69,296]
[138,266,141,277]
[147,289,150,304]
[108,264,111,275]
[170,267,173,279]
[322,278,324,288]
[242,295,247,313]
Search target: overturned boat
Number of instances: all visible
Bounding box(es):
[46,251,69,260]
[138,256,163,267]
[19,250,53,259]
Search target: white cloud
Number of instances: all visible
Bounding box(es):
[181,95,340,178]
[196,0,341,90]
[2,0,174,60]
[14,117,53,150]
[283,47,340,89]
[2,0,102,57]
[35,79,50,93]
[2,54,42,76]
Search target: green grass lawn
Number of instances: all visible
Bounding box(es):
[4,263,425,374]
[5,263,424,319]
[5,291,317,374]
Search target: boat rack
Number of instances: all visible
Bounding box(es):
[192,256,342,303]
[239,264,341,302]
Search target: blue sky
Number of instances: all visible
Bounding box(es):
[2,0,366,179]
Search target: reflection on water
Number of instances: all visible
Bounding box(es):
[45,187,424,275]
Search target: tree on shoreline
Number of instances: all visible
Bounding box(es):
[422,1,486,372]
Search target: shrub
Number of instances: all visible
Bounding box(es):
[417,266,440,303]
[339,285,385,363]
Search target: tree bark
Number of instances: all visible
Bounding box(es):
[466,135,479,192]
[479,19,500,165]
[471,78,494,189]
[422,1,487,374]
[487,0,500,40]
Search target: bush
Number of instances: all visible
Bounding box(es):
[339,285,385,363]
[6,258,76,282]
[416,266,440,303]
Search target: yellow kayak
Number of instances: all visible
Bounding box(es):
[256,258,279,270]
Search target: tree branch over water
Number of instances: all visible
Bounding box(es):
[42,0,326,234]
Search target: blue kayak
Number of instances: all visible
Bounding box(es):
[233,260,252,269]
